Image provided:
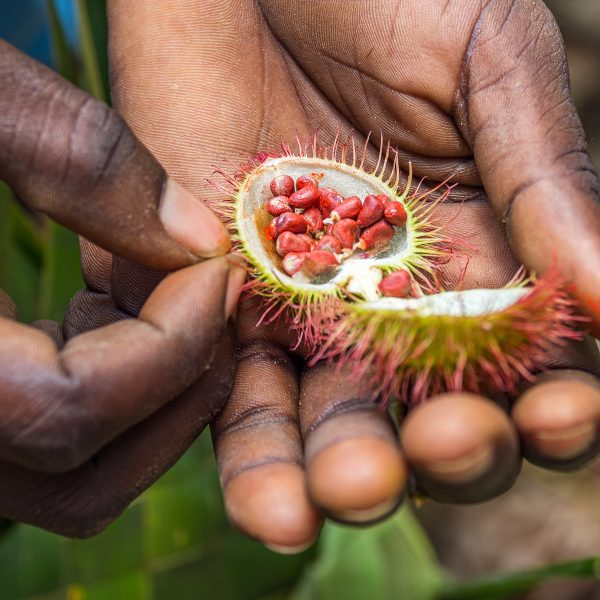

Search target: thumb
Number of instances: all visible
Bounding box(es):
[0,40,229,271]
[456,1,600,333]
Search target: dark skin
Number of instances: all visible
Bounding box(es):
[0,40,245,535]
[1,0,600,552]
[107,0,600,551]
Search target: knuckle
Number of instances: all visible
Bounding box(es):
[3,70,138,214]
[63,98,136,194]
[33,441,88,474]
[1,43,146,218]
[18,433,88,474]
[465,0,566,87]
[10,387,95,473]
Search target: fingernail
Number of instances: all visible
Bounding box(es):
[159,178,231,258]
[426,444,494,484]
[532,422,596,460]
[331,496,401,524]
[265,536,318,555]
[225,257,247,319]
[307,437,406,521]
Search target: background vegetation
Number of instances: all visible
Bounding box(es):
[0,1,599,598]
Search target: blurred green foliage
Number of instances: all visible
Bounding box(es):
[0,436,315,600]
[1,1,600,599]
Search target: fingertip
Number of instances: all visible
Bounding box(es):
[307,438,406,524]
[159,178,231,259]
[402,393,520,503]
[224,463,322,553]
[513,372,600,468]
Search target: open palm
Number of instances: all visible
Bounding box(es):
[108,0,600,551]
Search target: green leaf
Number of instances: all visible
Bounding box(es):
[0,183,43,322]
[0,434,314,600]
[0,182,15,288]
[81,0,110,100]
[291,505,447,600]
[0,524,62,599]
[10,203,45,269]
[45,0,78,82]
[68,570,151,600]
[37,220,83,321]
[65,505,143,583]
[76,0,108,101]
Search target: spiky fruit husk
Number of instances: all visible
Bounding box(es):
[309,269,585,405]
[211,134,584,403]
[210,134,454,347]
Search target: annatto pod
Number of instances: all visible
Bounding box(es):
[212,134,584,403]
[310,268,584,403]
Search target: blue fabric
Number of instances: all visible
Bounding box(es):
[0,0,76,67]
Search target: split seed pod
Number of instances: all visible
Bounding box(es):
[211,135,584,403]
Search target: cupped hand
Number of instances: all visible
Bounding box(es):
[0,41,245,536]
[108,0,600,551]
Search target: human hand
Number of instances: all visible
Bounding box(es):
[0,40,245,536]
[107,0,600,551]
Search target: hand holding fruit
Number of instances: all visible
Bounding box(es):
[0,40,244,536]
[106,0,600,552]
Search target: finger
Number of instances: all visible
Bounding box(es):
[0,40,229,269]
[455,1,600,333]
[0,328,235,537]
[211,340,322,553]
[401,393,521,503]
[0,255,244,472]
[63,289,127,338]
[299,362,406,524]
[80,238,112,294]
[513,370,600,471]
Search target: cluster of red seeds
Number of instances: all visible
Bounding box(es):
[263,173,412,297]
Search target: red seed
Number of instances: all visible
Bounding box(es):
[298,233,317,251]
[266,195,292,216]
[289,184,320,209]
[357,194,385,227]
[282,252,308,276]
[331,196,362,221]
[275,212,308,234]
[359,219,395,250]
[296,175,318,190]
[378,270,411,298]
[316,234,343,254]
[384,201,408,227]
[319,188,344,218]
[265,219,278,241]
[303,207,324,234]
[326,223,334,236]
[270,175,295,197]
[302,250,340,278]
[377,194,392,206]
[332,218,359,249]
[276,231,311,256]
